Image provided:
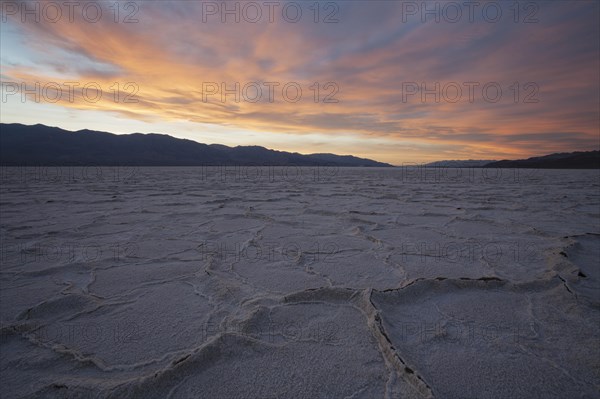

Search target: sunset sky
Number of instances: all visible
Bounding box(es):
[1,0,599,164]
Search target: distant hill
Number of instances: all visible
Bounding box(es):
[0,123,392,167]
[421,152,599,169]
[484,151,599,169]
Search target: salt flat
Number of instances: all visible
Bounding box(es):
[0,166,599,398]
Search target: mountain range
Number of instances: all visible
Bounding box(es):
[0,123,391,167]
[484,151,599,169]
[425,152,599,169]
[1,123,598,168]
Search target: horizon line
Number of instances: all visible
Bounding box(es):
[5,121,592,166]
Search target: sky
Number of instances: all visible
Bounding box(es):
[1,0,599,164]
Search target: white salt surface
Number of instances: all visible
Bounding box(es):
[0,166,598,398]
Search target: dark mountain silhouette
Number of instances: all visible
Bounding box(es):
[0,123,392,167]
[484,151,599,169]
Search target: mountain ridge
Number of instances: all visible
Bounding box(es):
[484,151,599,169]
[424,152,599,169]
[0,123,392,167]
[1,123,598,168]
